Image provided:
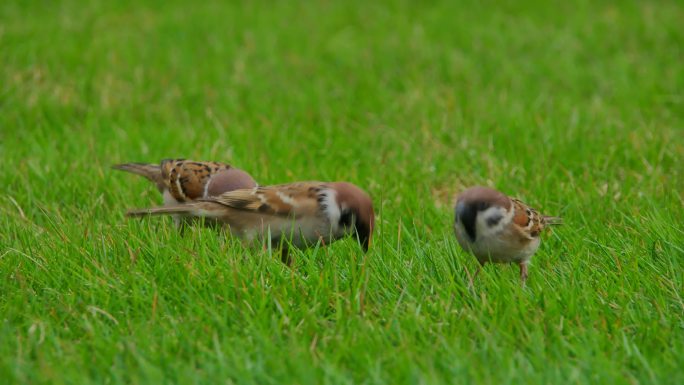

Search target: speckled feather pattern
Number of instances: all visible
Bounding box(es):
[125,181,375,252]
[207,182,326,216]
[453,186,560,282]
[160,159,233,202]
[511,198,549,239]
[113,159,257,203]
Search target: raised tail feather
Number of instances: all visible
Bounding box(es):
[544,216,563,226]
[112,163,164,189]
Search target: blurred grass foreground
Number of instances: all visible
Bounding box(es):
[1,1,683,384]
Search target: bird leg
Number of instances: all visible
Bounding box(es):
[466,261,485,289]
[174,216,188,235]
[519,262,528,285]
[473,263,484,281]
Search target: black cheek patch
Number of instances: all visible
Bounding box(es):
[457,205,477,242]
[456,201,490,242]
[339,210,353,228]
[486,214,503,227]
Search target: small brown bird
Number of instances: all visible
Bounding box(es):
[126,181,375,260]
[453,186,560,283]
[112,159,257,204]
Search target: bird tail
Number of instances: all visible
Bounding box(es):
[112,163,164,189]
[126,201,222,218]
[544,216,563,226]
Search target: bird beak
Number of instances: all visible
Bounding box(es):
[355,213,373,252]
[357,222,371,252]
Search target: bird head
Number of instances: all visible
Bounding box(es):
[331,182,375,251]
[454,186,512,242]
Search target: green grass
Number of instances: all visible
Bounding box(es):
[1,0,683,383]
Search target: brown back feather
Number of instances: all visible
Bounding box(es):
[206,182,325,217]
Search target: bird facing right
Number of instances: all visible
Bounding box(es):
[125,181,375,262]
[453,186,560,283]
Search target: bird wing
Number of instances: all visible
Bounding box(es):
[206,182,327,217]
[127,181,338,247]
[160,159,233,202]
[511,198,547,238]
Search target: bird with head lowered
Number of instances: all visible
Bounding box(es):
[126,181,375,263]
[453,186,561,284]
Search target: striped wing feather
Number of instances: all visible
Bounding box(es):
[511,198,552,238]
[207,182,326,217]
[160,159,232,201]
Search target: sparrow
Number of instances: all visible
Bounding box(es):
[112,159,257,204]
[125,181,375,261]
[453,186,561,283]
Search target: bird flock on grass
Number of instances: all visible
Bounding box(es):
[114,158,561,284]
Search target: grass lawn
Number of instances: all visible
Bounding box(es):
[2,0,683,383]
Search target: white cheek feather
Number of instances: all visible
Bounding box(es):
[476,206,513,239]
[320,189,341,234]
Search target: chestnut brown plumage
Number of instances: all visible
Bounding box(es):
[454,186,560,283]
[112,159,257,203]
[114,159,257,229]
[126,181,375,258]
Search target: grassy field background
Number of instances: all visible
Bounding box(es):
[2,0,683,383]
